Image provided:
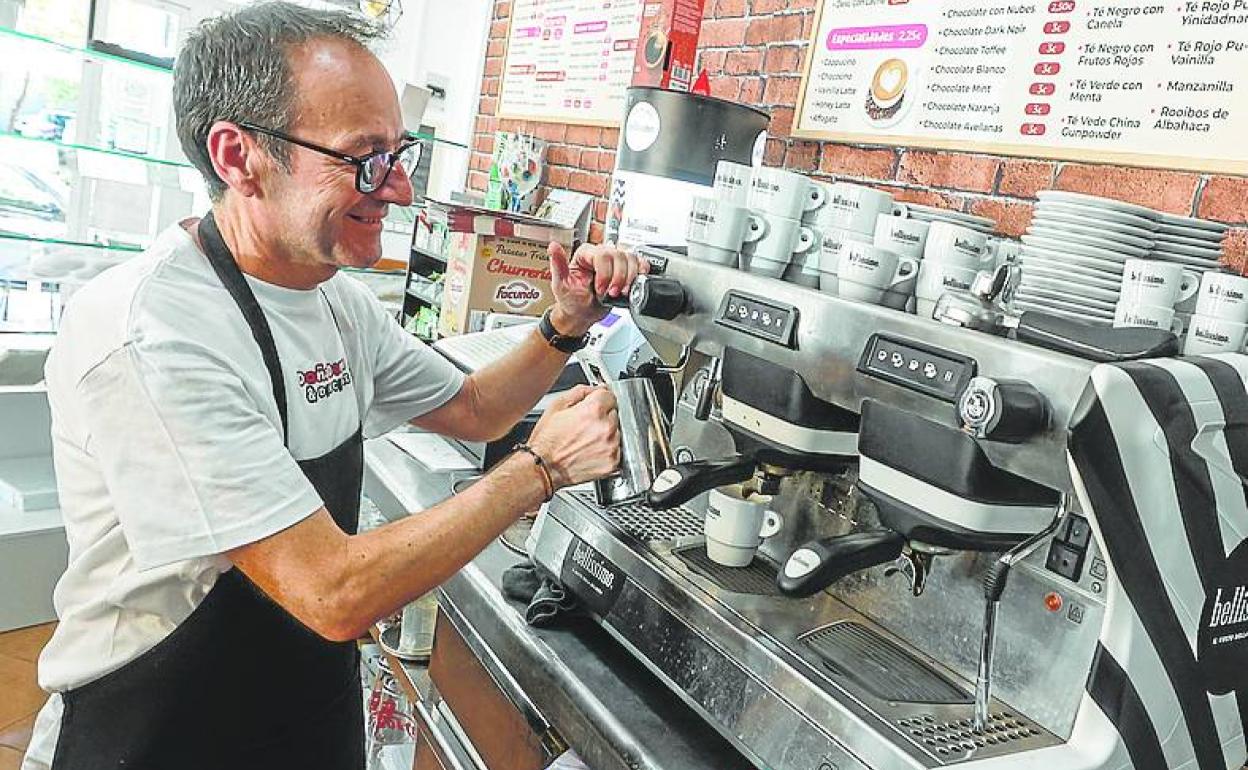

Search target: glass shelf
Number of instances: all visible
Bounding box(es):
[0,130,193,169]
[0,233,143,253]
[0,25,172,75]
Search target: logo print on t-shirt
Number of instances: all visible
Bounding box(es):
[297,358,353,404]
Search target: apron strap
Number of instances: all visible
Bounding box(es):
[198,212,289,444]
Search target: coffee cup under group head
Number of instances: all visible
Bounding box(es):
[1195,270,1248,323]
[836,241,918,305]
[813,182,907,236]
[749,167,825,220]
[1119,258,1199,309]
[923,221,991,268]
[704,484,783,568]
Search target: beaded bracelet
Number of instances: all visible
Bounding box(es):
[513,443,555,502]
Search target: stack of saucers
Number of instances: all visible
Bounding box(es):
[907,203,996,234]
[1014,191,1161,326]
[1150,212,1228,319]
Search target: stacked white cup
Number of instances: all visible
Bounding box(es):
[1183,271,1248,355]
[808,183,907,305]
[744,167,821,278]
[873,212,928,311]
[915,221,994,318]
[1113,258,1198,338]
[685,161,759,268]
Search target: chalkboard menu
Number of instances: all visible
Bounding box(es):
[498,0,645,127]
[794,0,1248,174]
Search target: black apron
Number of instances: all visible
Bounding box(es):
[50,213,366,770]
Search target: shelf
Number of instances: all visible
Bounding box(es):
[0,130,193,169]
[0,25,172,75]
[411,244,448,264]
[0,232,143,253]
[406,284,442,307]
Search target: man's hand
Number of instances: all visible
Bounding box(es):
[548,241,650,336]
[527,384,620,487]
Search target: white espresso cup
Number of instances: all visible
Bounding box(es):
[687,196,763,266]
[915,261,979,317]
[1113,302,1184,334]
[814,227,869,295]
[749,167,825,219]
[745,213,815,278]
[873,214,930,260]
[713,161,754,207]
[924,221,991,268]
[837,242,918,305]
[815,182,907,235]
[1195,271,1248,323]
[1183,314,1248,356]
[1119,258,1199,309]
[705,484,784,568]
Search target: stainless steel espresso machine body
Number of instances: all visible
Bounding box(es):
[527,252,1248,769]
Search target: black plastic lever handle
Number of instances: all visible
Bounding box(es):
[646,456,755,510]
[777,530,906,598]
[1014,311,1178,362]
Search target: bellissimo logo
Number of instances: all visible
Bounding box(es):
[1209,585,1248,629]
[572,542,616,589]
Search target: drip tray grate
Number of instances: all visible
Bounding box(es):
[802,622,970,705]
[673,545,782,596]
[896,711,1044,759]
[568,489,703,543]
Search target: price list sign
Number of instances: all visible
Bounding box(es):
[794,0,1248,174]
[498,0,644,127]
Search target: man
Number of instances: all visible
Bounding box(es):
[22,3,645,768]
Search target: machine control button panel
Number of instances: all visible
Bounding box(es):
[716,292,798,347]
[857,334,976,402]
[1045,513,1093,583]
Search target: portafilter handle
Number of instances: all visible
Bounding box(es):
[776,530,906,598]
[646,456,755,510]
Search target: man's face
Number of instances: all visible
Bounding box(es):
[259,38,413,270]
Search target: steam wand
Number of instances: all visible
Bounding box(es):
[973,494,1068,732]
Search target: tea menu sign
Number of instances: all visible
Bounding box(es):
[794,0,1248,174]
[498,0,645,127]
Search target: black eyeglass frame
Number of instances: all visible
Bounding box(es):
[238,121,422,194]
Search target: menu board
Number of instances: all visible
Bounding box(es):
[498,0,645,127]
[793,0,1248,174]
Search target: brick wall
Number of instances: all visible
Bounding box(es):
[468,0,1248,266]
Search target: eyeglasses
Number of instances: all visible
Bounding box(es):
[238,121,422,194]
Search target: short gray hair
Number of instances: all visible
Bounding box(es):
[173,1,384,200]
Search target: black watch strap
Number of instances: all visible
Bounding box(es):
[538,308,588,353]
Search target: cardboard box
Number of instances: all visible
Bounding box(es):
[631,0,706,91]
[433,201,573,338]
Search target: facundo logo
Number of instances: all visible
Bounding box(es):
[495,281,543,311]
[1208,585,1248,629]
[572,541,616,589]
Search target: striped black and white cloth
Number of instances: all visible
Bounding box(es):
[1068,354,1248,770]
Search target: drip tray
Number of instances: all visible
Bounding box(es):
[801,622,970,705]
[673,545,782,596]
[896,711,1045,760]
[569,489,703,543]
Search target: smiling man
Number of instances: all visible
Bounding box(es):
[24,3,644,769]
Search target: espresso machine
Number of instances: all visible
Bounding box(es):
[527,251,1248,769]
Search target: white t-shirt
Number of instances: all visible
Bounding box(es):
[22,220,464,769]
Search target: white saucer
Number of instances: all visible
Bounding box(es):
[1025,226,1151,257]
[1020,245,1125,275]
[1152,252,1223,270]
[907,204,996,229]
[1022,234,1134,262]
[1014,289,1116,316]
[1017,286,1117,313]
[1019,272,1120,302]
[1155,222,1226,240]
[1037,191,1158,220]
[909,214,995,233]
[1032,210,1157,241]
[1157,213,1228,233]
[1154,233,1226,250]
[1035,201,1158,231]
[1021,258,1124,290]
[1012,299,1114,325]
[1028,219,1155,250]
[1150,241,1224,259]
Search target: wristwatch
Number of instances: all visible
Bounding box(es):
[538,308,588,353]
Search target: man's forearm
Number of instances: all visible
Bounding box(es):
[335,452,547,636]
